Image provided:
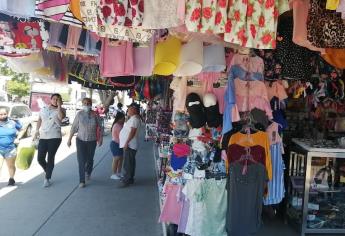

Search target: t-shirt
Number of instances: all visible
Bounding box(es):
[183,179,206,236]
[112,123,123,143]
[229,131,272,180]
[39,106,63,139]
[198,179,227,236]
[226,162,267,236]
[0,119,22,150]
[119,115,140,150]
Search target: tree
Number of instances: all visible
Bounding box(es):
[0,57,30,98]
[97,90,121,111]
[6,78,30,97]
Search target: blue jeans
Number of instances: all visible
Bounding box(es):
[76,138,97,183]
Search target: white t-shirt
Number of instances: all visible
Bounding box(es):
[119,115,140,150]
[39,106,63,139]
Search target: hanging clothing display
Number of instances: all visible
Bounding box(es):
[97,0,144,27]
[223,0,278,49]
[99,39,134,77]
[307,0,345,48]
[79,0,153,43]
[142,0,182,29]
[226,162,267,236]
[35,0,83,27]
[275,14,317,80]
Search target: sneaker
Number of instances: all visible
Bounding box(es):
[86,175,91,181]
[7,178,15,186]
[43,179,51,188]
[110,174,120,180]
[118,181,130,188]
[79,182,86,188]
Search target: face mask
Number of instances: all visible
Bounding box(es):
[0,117,7,122]
[82,105,91,112]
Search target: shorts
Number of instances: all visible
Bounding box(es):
[0,147,17,159]
[110,141,123,157]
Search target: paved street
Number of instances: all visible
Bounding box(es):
[0,129,162,236]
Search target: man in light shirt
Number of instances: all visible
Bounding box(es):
[119,103,141,187]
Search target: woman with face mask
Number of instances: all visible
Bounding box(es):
[33,93,66,188]
[0,108,22,186]
[67,98,103,188]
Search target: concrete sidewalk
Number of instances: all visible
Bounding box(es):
[0,134,162,236]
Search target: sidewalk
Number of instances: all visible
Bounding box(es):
[0,133,162,236]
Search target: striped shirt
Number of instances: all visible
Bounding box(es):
[35,0,83,27]
[263,142,285,205]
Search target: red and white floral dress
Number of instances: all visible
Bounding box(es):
[98,0,144,27]
[185,0,229,34]
[223,0,278,49]
[185,0,280,49]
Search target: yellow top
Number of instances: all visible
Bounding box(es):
[228,131,272,180]
[326,0,340,10]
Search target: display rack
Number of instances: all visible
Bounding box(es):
[287,138,345,236]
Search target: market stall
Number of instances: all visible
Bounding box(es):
[0,1,345,236]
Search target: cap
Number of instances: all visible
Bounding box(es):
[127,102,140,111]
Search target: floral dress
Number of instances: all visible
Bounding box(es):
[223,0,278,49]
[185,0,229,34]
[98,0,144,27]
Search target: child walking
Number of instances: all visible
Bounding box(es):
[110,112,125,180]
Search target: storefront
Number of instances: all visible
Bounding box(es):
[0,1,345,236]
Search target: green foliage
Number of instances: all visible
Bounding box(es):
[0,57,30,97]
[60,92,71,102]
[6,79,30,97]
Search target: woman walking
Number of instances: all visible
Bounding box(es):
[0,108,22,186]
[110,112,125,180]
[34,93,65,188]
[67,98,103,188]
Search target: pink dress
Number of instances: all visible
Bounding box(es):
[159,184,183,225]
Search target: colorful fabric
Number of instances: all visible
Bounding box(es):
[79,0,154,43]
[35,0,83,27]
[98,0,144,27]
[12,22,43,50]
[185,0,229,34]
[229,131,272,180]
[308,0,345,48]
[223,0,278,49]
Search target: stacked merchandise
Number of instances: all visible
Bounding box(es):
[145,104,159,141]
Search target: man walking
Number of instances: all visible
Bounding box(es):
[119,103,141,187]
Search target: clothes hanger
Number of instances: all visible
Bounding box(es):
[234,146,258,175]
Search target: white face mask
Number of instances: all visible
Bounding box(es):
[82,105,91,112]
